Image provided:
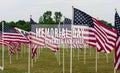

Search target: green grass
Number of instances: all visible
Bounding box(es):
[0,45,120,73]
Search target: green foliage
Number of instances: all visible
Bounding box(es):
[0,20,30,31]
[54,12,62,24]
[0,46,120,73]
[39,11,63,24]
[100,20,114,28]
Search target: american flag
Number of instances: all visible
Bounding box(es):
[14,27,30,43]
[3,23,28,42]
[64,18,72,24]
[0,27,15,55]
[114,11,120,70]
[73,8,117,53]
[30,18,39,58]
[73,8,96,48]
[3,23,30,53]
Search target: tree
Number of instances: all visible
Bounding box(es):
[54,12,62,24]
[39,11,63,24]
[16,20,26,25]
[42,11,54,24]
[9,21,16,27]
[39,16,44,24]
[100,20,113,28]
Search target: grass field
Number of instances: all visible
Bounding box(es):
[0,45,120,73]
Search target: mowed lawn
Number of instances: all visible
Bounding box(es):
[0,45,120,73]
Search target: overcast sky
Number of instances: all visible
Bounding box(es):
[0,0,120,25]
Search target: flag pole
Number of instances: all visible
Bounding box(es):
[114,46,116,73]
[23,46,26,55]
[83,28,86,64]
[35,54,37,62]
[95,48,97,72]
[90,47,91,56]
[10,54,12,64]
[105,54,108,63]
[114,8,117,73]
[1,21,4,71]
[28,15,32,73]
[16,49,18,60]
[70,6,74,73]
[78,40,80,60]
[9,46,12,64]
[63,40,65,73]
[37,48,39,59]
[58,22,61,66]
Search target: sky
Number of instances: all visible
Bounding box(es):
[0,0,120,25]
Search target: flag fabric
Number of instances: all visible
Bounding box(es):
[2,23,22,54]
[3,24,30,53]
[73,8,117,53]
[14,27,29,43]
[73,8,96,48]
[30,18,39,58]
[114,11,120,70]
[3,23,27,42]
[74,8,94,27]
[0,30,14,55]
[64,18,72,24]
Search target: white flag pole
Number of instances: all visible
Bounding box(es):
[114,8,117,73]
[78,42,80,60]
[1,21,4,71]
[95,49,98,72]
[28,43,31,73]
[82,28,86,64]
[23,46,26,55]
[28,15,32,73]
[31,58,33,67]
[10,54,12,64]
[84,47,86,64]
[105,54,108,63]
[8,46,12,64]
[63,42,65,73]
[114,69,116,73]
[16,50,18,60]
[37,48,39,59]
[114,46,116,73]
[114,49,116,73]
[98,52,99,59]
[70,6,74,73]
[58,22,61,66]
[90,47,91,56]
[39,47,41,56]
[35,54,37,62]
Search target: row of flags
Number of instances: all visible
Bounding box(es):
[64,7,120,70]
[0,7,120,70]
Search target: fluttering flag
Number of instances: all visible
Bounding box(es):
[30,18,39,58]
[2,22,19,55]
[73,8,96,48]
[73,8,117,53]
[114,11,120,70]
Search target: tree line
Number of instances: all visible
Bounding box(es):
[0,11,114,31]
